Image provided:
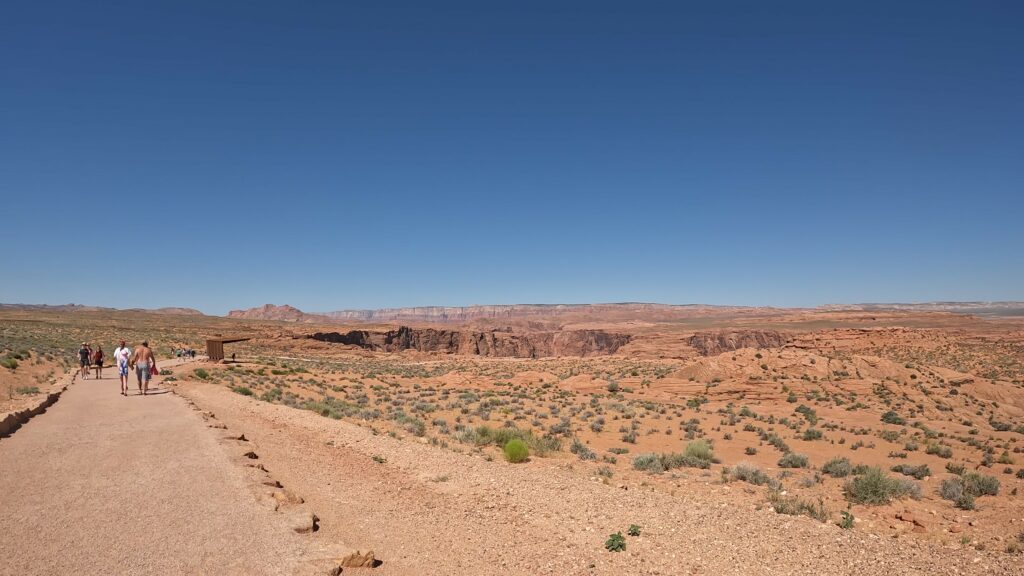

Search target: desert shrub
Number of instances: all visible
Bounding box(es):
[744,446,757,455]
[259,387,283,403]
[660,452,711,470]
[159,368,173,376]
[945,462,965,475]
[632,453,664,473]
[962,472,1000,496]
[1,358,18,370]
[529,435,562,456]
[605,532,626,552]
[802,428,823,441]
[193,368,209,380]
[881,411,906,425]
[778,453,809,468]
[458,425,560,455]
[503,439,529,463]
[878,430,901,442]
[729,464,774,487]
[844,467,920,505]
[795,404,818,425]
[837,511,855,530]
[990,419,1012,432]
[822,457,853,477]
[766,434,790,453]
[955,493,976,510]
[684,439,714,462]
[890,463,931,480]
[570,438,597,461]
[926,444,953,459]
[633,447,712,473]
[627,524,641,537]
[231,386,254,396]
[768,491,828,521]
[939,477,967,503]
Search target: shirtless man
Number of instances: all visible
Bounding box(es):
[132,340,157,395]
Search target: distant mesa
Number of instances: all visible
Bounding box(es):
[226,304,312,322]
[0,303,203,316]
[224,302,763,324]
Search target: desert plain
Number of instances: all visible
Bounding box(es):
[2,302,1023,575]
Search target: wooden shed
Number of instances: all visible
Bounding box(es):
[205,337,250,361]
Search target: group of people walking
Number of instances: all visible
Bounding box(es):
[77,343,104,379]
[78,340,159,396]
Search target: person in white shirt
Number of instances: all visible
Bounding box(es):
[113,340,132,396]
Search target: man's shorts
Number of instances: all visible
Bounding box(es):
[136,362,152,383]
[119,362,130,377]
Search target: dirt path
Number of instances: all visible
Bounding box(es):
[177,380,1021,576]
[0,363,317,575]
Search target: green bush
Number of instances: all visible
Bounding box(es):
[193,368,210,380]
[844,467,920,505]
[1,358,18,370]
[605,532,626,552]
[503,439,529,463]
[15,386,39,395]
[778,452,809,468]
[822,457,854,477]
[627,524,641,537]
[231,386,254,396]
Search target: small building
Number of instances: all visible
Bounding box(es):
[205,337,251,361]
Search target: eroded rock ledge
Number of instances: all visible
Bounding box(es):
[686,330,790,356]
[309,327,630,358]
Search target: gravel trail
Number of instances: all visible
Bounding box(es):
[0,366,311,575]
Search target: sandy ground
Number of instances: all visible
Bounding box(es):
[177,380,1021,576]
[0,363,314,576]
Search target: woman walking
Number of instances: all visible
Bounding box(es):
[92,345,104,379]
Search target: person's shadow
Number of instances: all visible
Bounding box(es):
[135,389,170,396]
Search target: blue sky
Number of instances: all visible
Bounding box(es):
[1,1,1021,315]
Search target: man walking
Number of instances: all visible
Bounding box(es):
[132,340,157,395]
[78,343,91,380]
[113,340,132,396]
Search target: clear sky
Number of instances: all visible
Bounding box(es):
[1,2,1021,315]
